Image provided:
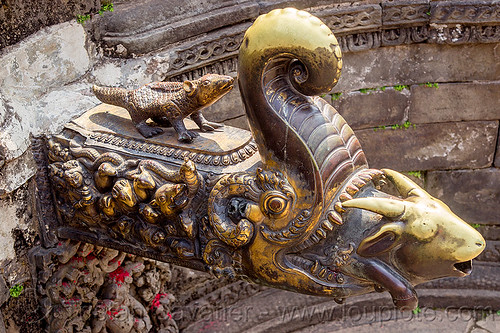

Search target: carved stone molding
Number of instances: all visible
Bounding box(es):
[431,1,500,25]
[155,1,500,81]
[382,1,430,28]
[316,5,382,35]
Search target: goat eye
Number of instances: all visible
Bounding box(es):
[203,80,210,85]
[261,191,290,218]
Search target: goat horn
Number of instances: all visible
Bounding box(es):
[342,197,405,218]
[382,169,430,199]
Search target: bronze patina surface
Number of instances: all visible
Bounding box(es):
[34,8,485,310]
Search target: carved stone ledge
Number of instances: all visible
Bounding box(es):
[160,1,500,81]
[431,1,500,25]
[99,0,259,56]
[316,4,382,35]
[382,0,431,28]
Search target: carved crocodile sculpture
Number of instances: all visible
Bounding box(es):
[38,8,485,312]
[93,74,234,141]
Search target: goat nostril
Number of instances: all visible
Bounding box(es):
[476,242,483,247]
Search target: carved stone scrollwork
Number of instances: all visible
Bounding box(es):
[154,1,500,80]
[171,34,244,71]
[382,1,430,28]
[431,2,500,25]
[317,5,382,35]
[36,8,486,313]
[338,31,381,52]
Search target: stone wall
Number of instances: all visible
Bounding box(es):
[0,0,499,331]
[0,0,99,49]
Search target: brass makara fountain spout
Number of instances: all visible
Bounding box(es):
[39,7,485,311]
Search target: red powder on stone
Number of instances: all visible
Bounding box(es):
[108,267,130,286]
[150,293,168,310]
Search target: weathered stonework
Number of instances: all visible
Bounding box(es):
[0,21,97,194]
[98,0,259,56]
[409,82,500,124]
[495,133,500,168]
[335,43,500,92]
[356,121,499,171]
[0,181,34,261]
[431,1,500,25]
[426,168,500,225]
[93,0,500,82]
[330,88,408,130]
[31,240,178,333]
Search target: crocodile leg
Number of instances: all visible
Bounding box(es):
[171,118,199,143]
[190,110,224,132]
[128,107,164,138]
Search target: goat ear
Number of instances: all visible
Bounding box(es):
[183,81,196,96]
[357,223,403,257]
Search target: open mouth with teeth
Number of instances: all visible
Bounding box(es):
[221,80,234,92]
[453,260,473,275]
[171,184,189,210]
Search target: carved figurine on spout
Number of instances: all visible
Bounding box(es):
[93,74,234,142]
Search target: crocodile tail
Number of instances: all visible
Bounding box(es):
[92,85,129,108]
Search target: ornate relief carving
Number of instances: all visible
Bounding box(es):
[431,1,500,25]
[316,5,382,34]
[32,241,178,333]
[166,57,239,82]
[88,133,258,167]
[428,24,500,44]
[157,1,500,79]
[171,34,244,71]
[338,31,381,52]
[47,138,204,262]
[382,1,430,27]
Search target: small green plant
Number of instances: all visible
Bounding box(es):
[426,11,431,16]
[496,310,500,316]
[407,171,423,179]
[99,2,114,15]
[379,86,386,91]
[403,121,416,129]
[373,125,386,132]
[471,223,481,229]
[76,14,91,24]
[394,85,409,92]
[424,82,439,88]
[77,2,114,24]
[331,92,342,101]
[374,121,415,131]
[412,306,422,315]
[359,88,377,94]
[9,284,23,298]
